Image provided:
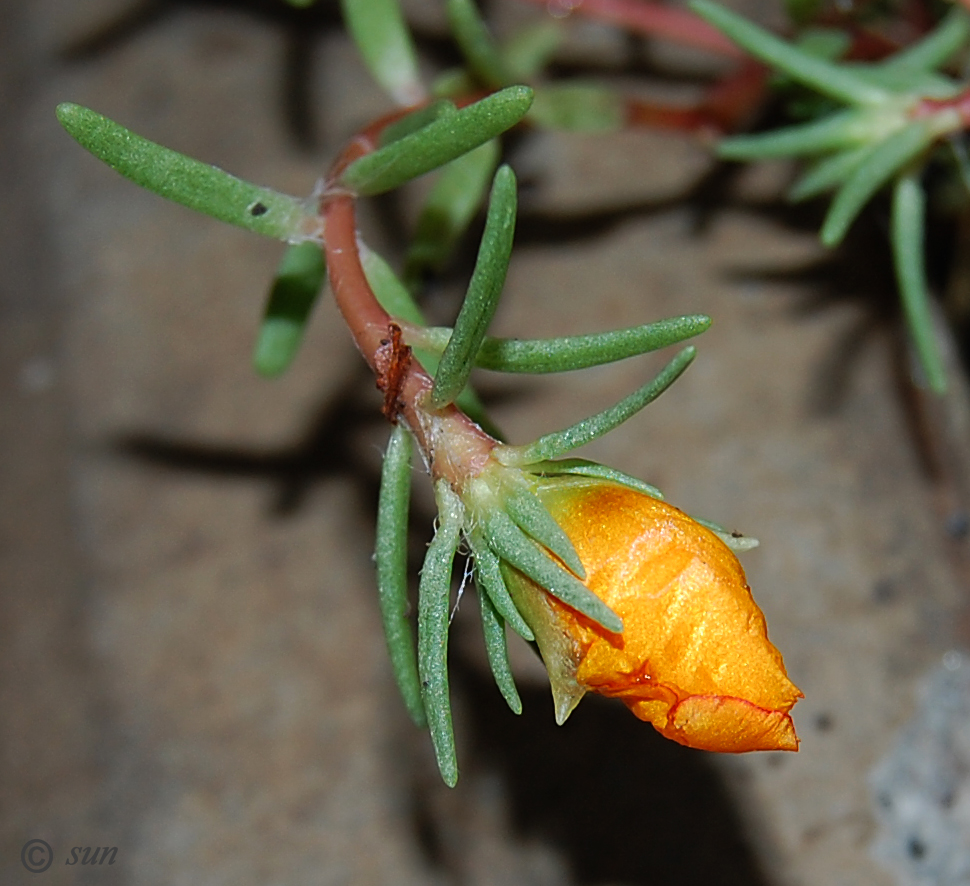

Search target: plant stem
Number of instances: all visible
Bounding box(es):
[320,122,497,488]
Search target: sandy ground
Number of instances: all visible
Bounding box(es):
[3,1,969,884]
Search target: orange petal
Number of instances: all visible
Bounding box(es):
[517,477,802,752]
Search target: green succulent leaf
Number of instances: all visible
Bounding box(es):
[496,346,696,466]
[360,246,498,435]
[56,103,313,241]
[468,535,535,641]
[404,139,500,283]
[418,480,465,787]
[690,0,890,106]
[431,165,517,408]
[527,458,664,500]
[375,425,427,728]
[253,242,326,377]
[718,108,872,160]
[788,145,871,202]
[340,86,534,196]
[340,0,425,105]
[821,120,936,247]
[483,510,623,633]
[529,83,626,132]
[502,20,564,80]
[880,8,970,73]
[409,315,710,373]
[379,101,457,148]
[691,515,760,552]
[447,0,512,88]
[503,481,586,578]
[892,172,947,393]
[477,585,523,714]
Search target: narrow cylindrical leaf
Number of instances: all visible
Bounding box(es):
[528,83,626,132]
[56,103,311,240]
[431,165,517,408]
[502,20,564,80]
[477,586,523,714]
[340,87,534,196]
[408,315,710,373]
[892,173,947,393]
[253,242,326,377]
[882,8,970,72]
[361,246,499,435]
[468,536,535,641]
[379,101,457,147]
[483,510,623,633]
[404,140,500,283]
[503,483,585,578]
[526,458,664,500]
[375,425,427,728]
[788,145,870,202]
[340,0,425,105]
[447,0,512,88]
[418,480,465,787]
[690,0,890,106]
[477,315,709,372]
[821,120,935,247]
[497,346,696,466]
[719,109,870,160]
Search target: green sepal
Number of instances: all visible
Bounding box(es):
[418,480,465,787]
[529,83,626,132]
[788,145,870,202]
[447,0,512,88]
[56,103,312,241]
[431,165,517,408]
[821,120,936,247]
[375,425,427,728]
[340,0,424,105]
[404,139,500,283]
[360,246,500,436]
[408,315,710,373]
[253,242,326,377]
[340,87,534,196]
[482,510,623,633]
[526,458,664,500]
[468,534,535,641]
[718,108,870,160]
[379,101,457,148]
[502,480,586,578]
[476,585,523,714]
[892,172,947,394]
[690,0,890,107]
[496,346,696,466]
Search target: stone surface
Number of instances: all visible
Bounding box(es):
[3,1,969,885]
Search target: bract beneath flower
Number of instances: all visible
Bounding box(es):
[504,476,802,752]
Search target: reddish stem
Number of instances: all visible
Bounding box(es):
[320,119,496,488]
[518,0,745,58]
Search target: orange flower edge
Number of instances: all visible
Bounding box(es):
[504,476,802,752]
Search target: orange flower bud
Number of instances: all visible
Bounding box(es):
[505,476,802,752]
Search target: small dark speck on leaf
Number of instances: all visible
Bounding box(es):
[250,202,268,217]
